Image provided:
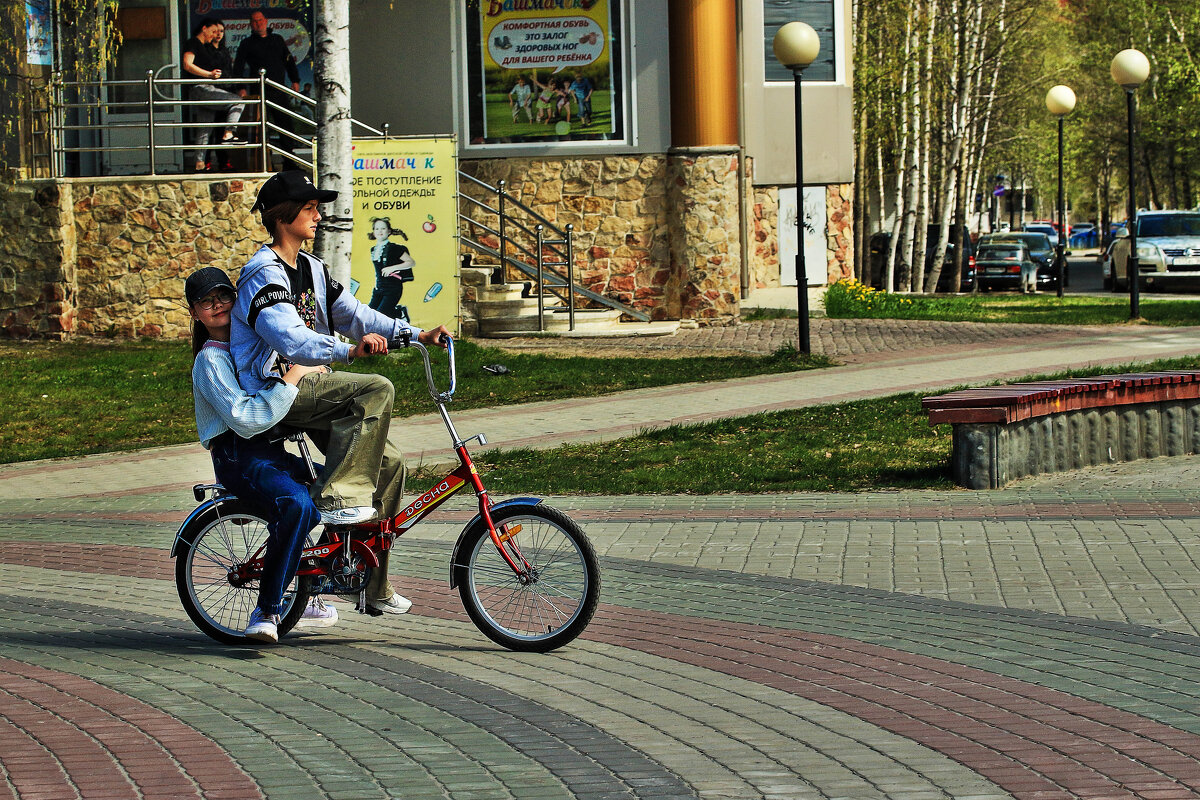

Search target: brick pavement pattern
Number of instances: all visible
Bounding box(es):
[4,319,1200,799]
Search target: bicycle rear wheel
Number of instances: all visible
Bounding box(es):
[175,498,309,645]
[454,504,599,652]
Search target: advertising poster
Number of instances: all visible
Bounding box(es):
[778,187,828,286]
[26,0,52,66]
[350,138,459,335]
[465,0,624,146]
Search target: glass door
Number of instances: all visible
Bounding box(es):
[101,0,182,174]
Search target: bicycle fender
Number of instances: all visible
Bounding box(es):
[449,497,543,587]
[170,495,238,558]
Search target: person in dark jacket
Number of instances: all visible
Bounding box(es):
[182,18,245,171]
[234,10,302,157]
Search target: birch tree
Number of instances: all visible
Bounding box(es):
[312,0,354,284]
[856,0,1067,292]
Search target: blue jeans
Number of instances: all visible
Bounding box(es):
[209,431,321,616]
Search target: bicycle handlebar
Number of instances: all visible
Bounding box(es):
[392,332,455,403]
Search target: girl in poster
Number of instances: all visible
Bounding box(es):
[366,217,415,321]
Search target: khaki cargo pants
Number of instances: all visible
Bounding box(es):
[283,370,406,600]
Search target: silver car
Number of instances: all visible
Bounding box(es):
[1110,211,1200,291]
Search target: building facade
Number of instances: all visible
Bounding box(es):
[0,0,853,337]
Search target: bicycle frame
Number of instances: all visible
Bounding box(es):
[249,337,534,587]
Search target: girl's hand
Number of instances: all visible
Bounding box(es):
[282,363,328,386]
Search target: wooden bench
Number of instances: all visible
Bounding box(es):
[922,371,1200,488]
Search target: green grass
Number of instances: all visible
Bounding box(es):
[412,354,1200,495]
[741,307,796,322]
[0,338,828,464]
[9,338,1200,495]
[456,393,953,494]
[823,278,1200,326]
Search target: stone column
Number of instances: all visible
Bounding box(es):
[667,147,741,324]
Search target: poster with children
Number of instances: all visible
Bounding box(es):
[469,0,623,145]
[350,137,459,335]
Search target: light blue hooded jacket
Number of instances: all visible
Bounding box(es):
[231,244,422,395]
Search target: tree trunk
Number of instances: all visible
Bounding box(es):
[1142,147,1160,210]
[898,10,922,293]
[887,12,917,293]
[312,0,354,285]
[912,0,938,294]
[854,105,868,281]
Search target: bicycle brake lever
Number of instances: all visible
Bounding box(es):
[389,330,412,350]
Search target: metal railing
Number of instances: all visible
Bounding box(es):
[458,172,649,329]
[45,70,343,177]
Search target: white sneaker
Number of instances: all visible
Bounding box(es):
[319,506,377,526]
[244,607,279,643]
[368,593,412,615]
[297,597,338,628]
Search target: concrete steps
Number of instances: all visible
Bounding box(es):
[462,267,679,339]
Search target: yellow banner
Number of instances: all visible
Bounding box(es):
[350,138,459,335]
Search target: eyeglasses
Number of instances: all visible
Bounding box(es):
[197,289,235,311]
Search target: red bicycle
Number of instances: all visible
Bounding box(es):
[172,336,600,652]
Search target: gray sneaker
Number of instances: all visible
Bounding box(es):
[319,506,377,526]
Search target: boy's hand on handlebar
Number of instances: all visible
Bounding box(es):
[418,325,452,349]
[350,333,389,359]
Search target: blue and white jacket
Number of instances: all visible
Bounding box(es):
[192,340,297,448]
[231,244,421,395]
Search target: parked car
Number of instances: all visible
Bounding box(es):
[1069,222,1098,249]
[866,226,976,292]
[979,231,1058,286]
[1023,222,1059,247]
[1109,210,1200,292]
[975,242,1043,292]
[1099,238,1121,289]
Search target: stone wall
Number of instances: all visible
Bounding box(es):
[0,176,266,339]
[2,167,854,338]
[748,182,854,290]
[460,156,677,320]
[0,181,75,338]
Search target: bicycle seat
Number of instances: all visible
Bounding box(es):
[262,424,307,444]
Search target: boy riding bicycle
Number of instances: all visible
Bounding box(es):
[232,170,450,617]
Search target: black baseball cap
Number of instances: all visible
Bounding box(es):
[185,267,235,306]
[251,170,338,212]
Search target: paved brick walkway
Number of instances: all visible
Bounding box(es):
[494,318,1111,363]
[4,319,1200,799]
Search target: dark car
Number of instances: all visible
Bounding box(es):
[867,227,975,292]
[975,242,1039,292]
[979,232,1059,288]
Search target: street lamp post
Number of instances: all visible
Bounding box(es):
[1111,48,1150,319]
[1045,85,1076,299]
[773,21,820,354]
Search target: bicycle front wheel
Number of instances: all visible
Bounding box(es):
[454,504,599,652]
[175,498,309,645]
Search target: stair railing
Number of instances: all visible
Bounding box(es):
[458,170,649,330]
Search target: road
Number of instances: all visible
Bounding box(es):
[1063,248,1200,299]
